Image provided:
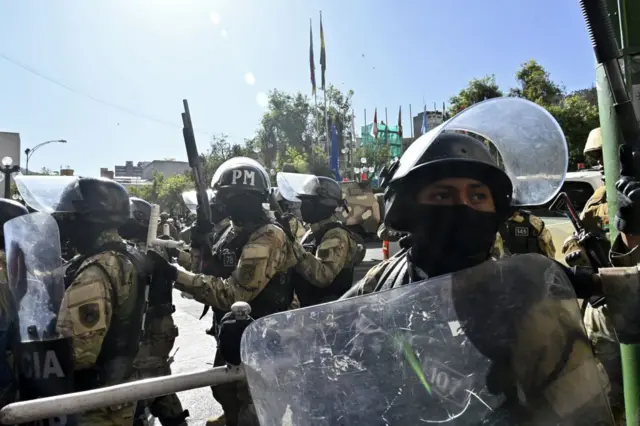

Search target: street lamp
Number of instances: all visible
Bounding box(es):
[1,157,21,198]
[24,139,67,175]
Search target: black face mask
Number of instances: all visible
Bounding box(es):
[225,194,266,225]
[409,205,501,277]
[300,200,334,224]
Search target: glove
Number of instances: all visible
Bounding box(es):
[146,250,178,282]
[555,262,600,299]
[218,310,254,365]
[615,144,640,235]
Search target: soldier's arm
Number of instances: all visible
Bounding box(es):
[341,260,390,299]
[176,248,192,270]
[55,257,121,369]
[174,225,296,311]
[529,214,556,258]
[294,228,356,288]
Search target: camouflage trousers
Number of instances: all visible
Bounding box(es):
[584,304,625,425]
[134,313,187,426]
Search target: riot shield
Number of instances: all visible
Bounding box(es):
[4,212,76,426]
[181,189,214,214]
[241,254,613,425]
[276,172,319,202]
[390,97,568,206]
[13,175,77,213]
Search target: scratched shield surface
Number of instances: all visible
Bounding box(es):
[241,254,613,426]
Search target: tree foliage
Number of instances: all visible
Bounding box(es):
[449,60,599,170]
[449,75,503,116]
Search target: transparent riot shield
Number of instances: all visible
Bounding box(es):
[241,254,613,426]
[181,189,214,214]
[4,212,76,426]
[276,173,320,202]
[391,97,568,206]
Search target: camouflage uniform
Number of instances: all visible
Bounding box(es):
[0,251,16,409]
[294,217,357,285]
[56,230,141,426]
[376,223,405,242]
[175,223,297,311]
[496,210,556,258]
[288,215,308,241]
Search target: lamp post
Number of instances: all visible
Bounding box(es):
[1,157,21,198]
[24,139,67,175]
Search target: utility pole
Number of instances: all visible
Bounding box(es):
[595,0,640,422]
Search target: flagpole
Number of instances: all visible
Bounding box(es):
[409,104,414,138]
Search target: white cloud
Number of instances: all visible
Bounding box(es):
[220,29,228,38]
[209,12,221,25]
[256,92,268,108]
[244,72,256,85]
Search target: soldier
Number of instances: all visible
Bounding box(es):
[284,174,358,307]
[495,209,556,258]
[0,199,27,408]
[273,187,307,240]
[17,176,150,426]
[149,157,297,426]
[560,128,624,423]
[119,197,189,426]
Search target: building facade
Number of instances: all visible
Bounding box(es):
[141,160,190,180]
[412,111,445,138]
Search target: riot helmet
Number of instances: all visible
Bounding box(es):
[55,177,130,226]
[0,198,28,249]
[584,128,603,164]
[119,197,151,242]
[209,190,228,225]
[280,174,343,224]
[384,131,513,232]
[211,157,271,224]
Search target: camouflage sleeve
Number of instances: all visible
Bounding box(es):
[176,248,192,270]
[511,299,608,419]
[491,232,505,259]
[189,247,202,272]
[295,228,356,288]
[529,214,556,258]
[56,252,134,369]
[174,224,297,311]
[352,260,391,296]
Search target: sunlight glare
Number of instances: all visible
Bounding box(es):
[221,29,228,38]
[209,12,221,25]
[245,72,256,85]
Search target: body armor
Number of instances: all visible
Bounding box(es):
[208,222,294,326]
[63,241,149,390]
[498,211,543,255]
[293,222,355,307]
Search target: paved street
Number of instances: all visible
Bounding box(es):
[170,241,384,425]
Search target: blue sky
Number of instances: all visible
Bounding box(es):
[0,0,596,177]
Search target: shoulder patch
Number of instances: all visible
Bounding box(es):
[528,214,544,232]
[78,302,101,328]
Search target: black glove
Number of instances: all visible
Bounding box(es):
[555,262,600,299]
[615,144,640,235]
[218,310,254,365]
[146,250,178,282]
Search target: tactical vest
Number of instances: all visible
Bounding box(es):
[293,222,356,307]
[208,222,294,324]
[498,211,543,255]
[63,241,149,390]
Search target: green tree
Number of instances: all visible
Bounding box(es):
[199,134,258,185]
[546,95,600,170]
[448,75,503,116]
[509,59,563,105]
[253,85,354,172]
[157,174,194,215]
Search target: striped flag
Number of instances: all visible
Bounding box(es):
[309,19,316,96]
[319,12,327,90]
[371,109,379,139]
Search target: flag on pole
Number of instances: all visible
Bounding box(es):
[351,110,357,145]
[309,19,316,96]
[319,12,327,90]
[330,123,341,181]
[442,101,446,120]
[421,105,428,135]
[397,106,403,138]
[371,109,379,139]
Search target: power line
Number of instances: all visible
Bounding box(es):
[0,52,216,136]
